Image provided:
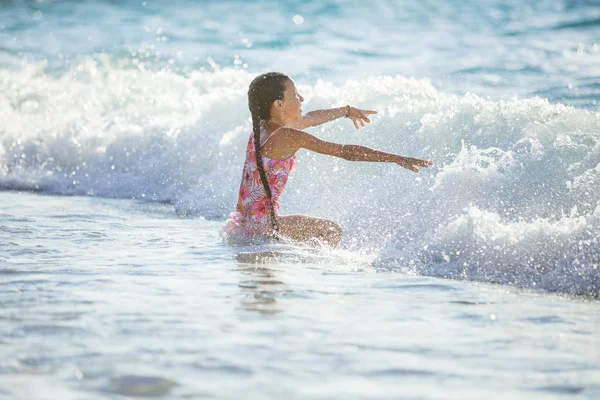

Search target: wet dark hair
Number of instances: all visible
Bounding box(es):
[247,72,291,235]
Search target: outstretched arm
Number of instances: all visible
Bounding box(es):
[287,106,377,131]
[269,128,432,173]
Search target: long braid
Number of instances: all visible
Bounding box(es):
[247,72,290,235]
[251,112,279,233]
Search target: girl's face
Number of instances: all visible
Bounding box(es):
[279,80,304,122]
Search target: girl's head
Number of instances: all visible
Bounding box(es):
[248,72,303,125]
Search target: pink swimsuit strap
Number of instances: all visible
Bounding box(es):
[223,130,296,238]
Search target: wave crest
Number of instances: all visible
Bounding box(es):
[1,60,599,296]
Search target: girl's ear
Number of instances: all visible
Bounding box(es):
[274,99,283,109]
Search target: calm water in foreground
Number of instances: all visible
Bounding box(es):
[1,191,599,399]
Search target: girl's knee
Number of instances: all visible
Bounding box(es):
[323,221,342,242]
[330,222,342,235]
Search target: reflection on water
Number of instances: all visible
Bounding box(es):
[233,247,372,314]
[235,252,292,314]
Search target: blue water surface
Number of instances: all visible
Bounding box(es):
[1,0,599,108]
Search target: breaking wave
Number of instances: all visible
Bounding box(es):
[1,58,599,296]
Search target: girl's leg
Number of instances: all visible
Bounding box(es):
[276,215,343,246]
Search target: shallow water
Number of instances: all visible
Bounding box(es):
[2,0,600,295]
[2,0,600,397]
[1,191,599,399]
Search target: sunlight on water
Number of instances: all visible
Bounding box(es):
[1,0,600,398]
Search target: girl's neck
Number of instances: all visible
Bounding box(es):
[263,118,286,131]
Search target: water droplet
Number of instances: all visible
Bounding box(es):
[293,15,304,25]
[32,10,42,21]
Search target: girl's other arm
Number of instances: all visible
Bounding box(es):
[287,107,377,130]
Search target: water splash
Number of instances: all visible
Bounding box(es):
[1,59,599,296]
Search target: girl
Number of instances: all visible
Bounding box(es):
[223,72,431,246]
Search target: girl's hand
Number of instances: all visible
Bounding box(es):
[396,156,433,173]
[346,106,377,130]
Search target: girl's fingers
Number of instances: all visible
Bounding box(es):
[406,157,433,167]
[405,164,418,173]
[399,160,418,172]
[363,110,378,115]
[348,110,374,130]
[359,112,371,123]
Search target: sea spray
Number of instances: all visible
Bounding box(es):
[1,60,599,295]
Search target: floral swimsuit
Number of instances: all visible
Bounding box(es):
[223,129,296,240]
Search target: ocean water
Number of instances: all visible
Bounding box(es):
[1,0,600,398]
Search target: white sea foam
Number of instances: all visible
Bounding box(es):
[1,59,599,296]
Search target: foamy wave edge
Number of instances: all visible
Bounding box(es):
[1,57,600,296]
